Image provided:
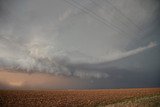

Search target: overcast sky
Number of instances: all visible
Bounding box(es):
[0,0,160,89]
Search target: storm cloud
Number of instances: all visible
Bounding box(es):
[0,0,160,88]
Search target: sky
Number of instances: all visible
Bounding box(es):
[0,0,160,89]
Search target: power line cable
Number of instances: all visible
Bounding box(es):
[103,0,143,31]
[88,0,141,36]
[63,0,132,38]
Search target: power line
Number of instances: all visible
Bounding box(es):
[63,0,133,38]
[89,0,132,29]
[62,0,159,48]
[71,0,134,36]
[89,0,141,36]
[103,0,142,31]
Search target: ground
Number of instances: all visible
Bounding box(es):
[0,88,160,107]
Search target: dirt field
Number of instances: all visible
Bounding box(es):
[0,88,160,107]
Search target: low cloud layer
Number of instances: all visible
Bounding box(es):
[101,42,157,62]
[0,39,157,79]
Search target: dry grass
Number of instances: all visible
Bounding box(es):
[105,94,160,107]
[0,88,160,107]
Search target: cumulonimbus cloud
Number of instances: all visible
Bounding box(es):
[0,38,157,79]
[0,0,159,79]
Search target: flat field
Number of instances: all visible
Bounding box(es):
[0,88,160,107]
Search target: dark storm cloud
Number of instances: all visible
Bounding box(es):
[0,0,160,88]
[88,68,160,89]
